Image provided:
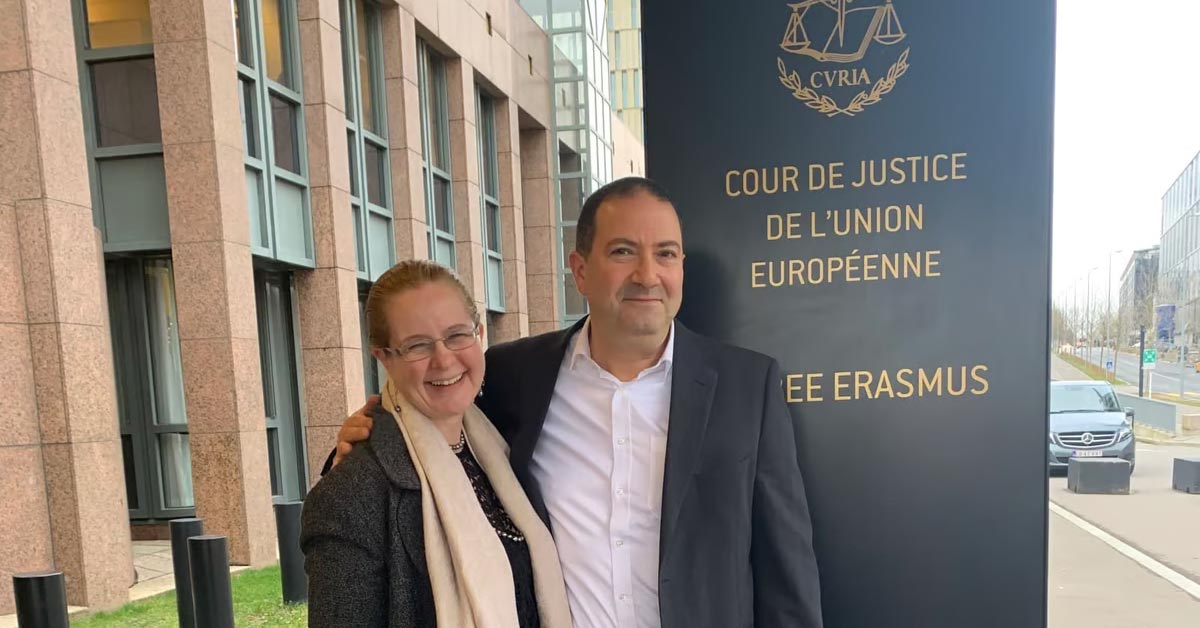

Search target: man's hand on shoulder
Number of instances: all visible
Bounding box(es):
[331,395,379,469]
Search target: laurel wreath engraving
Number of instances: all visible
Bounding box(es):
[776,48,910,117]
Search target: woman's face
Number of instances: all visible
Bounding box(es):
[373,281,485,421]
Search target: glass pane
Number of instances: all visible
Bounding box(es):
[158,433,194,508]
[487,257,504,310]
[435,236,456,267]
[353,202,365,272]
[347,130,359,198]
[365,141,385,206]
[241,79,258,158]
[560,177,584,222]
[121,434,139,510]
[555,81,585,127]
[92,58,161,147]
[562,225,577,262]
[434,176,452,232]
[246,168,269,247]
[427,54,449,171]
[270,95,300,174]
[564,273,587,316]
[262,0,293,87]
[143,259,187,425]
[558,131,584,174]
[267,427,281,496]
[233,0,254,66]
[86,0,153,49]
[552,32,584,75]
[479,96,499,197]
[357,0,377,134]
[487,202,502,252]
[339,0,355,122]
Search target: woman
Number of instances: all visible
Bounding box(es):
[300,260,572,628]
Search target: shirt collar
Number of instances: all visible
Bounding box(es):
[567,318,676,378]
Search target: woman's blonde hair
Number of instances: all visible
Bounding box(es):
[366,260,480,348]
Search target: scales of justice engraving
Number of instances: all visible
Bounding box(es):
[780,0,905,64]
[774,0,910,117]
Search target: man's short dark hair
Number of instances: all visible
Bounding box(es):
[575,176,674,256]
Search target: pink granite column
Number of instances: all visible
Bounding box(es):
[380,3,430,262]
[520,128,561,335]
[490,98,530,342]
[446,58,488,315]
[295,0,367,485]
[149,0,276,566]
[0,0,132,611]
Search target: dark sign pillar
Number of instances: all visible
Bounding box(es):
[643,2,1055,627]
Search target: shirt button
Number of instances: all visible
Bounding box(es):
[620,594,630,602]
[616,488,626,496]
[617,438,628,445]
[615,539,624,547]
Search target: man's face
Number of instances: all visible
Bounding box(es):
[568,190,684,340]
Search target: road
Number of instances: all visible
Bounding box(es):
[1072,347,1200,399]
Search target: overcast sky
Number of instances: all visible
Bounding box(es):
[1052,0,1200,308]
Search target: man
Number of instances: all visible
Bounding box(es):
[324,177,823,627]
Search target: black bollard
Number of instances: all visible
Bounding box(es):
[188,535,235,628]
[13,571,68,628]
[274,501,307,603]
[169,518,205,628]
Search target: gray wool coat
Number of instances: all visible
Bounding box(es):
[300,406,436,627]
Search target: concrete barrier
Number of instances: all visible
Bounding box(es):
[1117,393,1178,436]
[1173,458,1200,494]
[1068,458,1131,495]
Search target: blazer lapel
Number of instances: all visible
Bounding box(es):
[659,324,717,568]
[508,319,586,475]
[507,319,585,527]
[364,409,427,578]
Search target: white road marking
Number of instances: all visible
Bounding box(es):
[1049,502,1200,602]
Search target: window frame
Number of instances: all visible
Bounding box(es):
[341,0,394,281]
[71,0,162,246]
[417,39,456,268]
[106,256,195,521]
[476,88,505,312]
[236,0,315,266]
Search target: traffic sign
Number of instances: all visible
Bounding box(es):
[1143,349,1157,370]
[1105,360,1113,370]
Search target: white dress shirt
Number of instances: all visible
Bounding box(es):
[530,321,675,628]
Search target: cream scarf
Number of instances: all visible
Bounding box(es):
[382,381,572,628]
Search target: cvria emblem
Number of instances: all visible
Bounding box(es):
[776,0,910,117]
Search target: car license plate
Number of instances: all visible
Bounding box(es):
[1072,450,1104,457]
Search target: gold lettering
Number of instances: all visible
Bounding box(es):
[952,152,968,180]
[750,261,766,288]
[767,215,783,241]
[834,371,852,401]
[918,368,943,397]
[725,170,741,197]
[971,365,990,395]
[895,368,915,398]
[947,367,968,396]
[855,371,874,400]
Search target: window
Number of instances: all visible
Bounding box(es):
[418,40,456,267]
[477,90,505,311]
[341,0,393,280]
[84,0,153,48]
[236,0,311,263]
[107,257,193,519]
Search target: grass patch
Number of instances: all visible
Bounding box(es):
[72,565,306,628]
[1058,352,1127,385]
[1150,392,1200,408]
